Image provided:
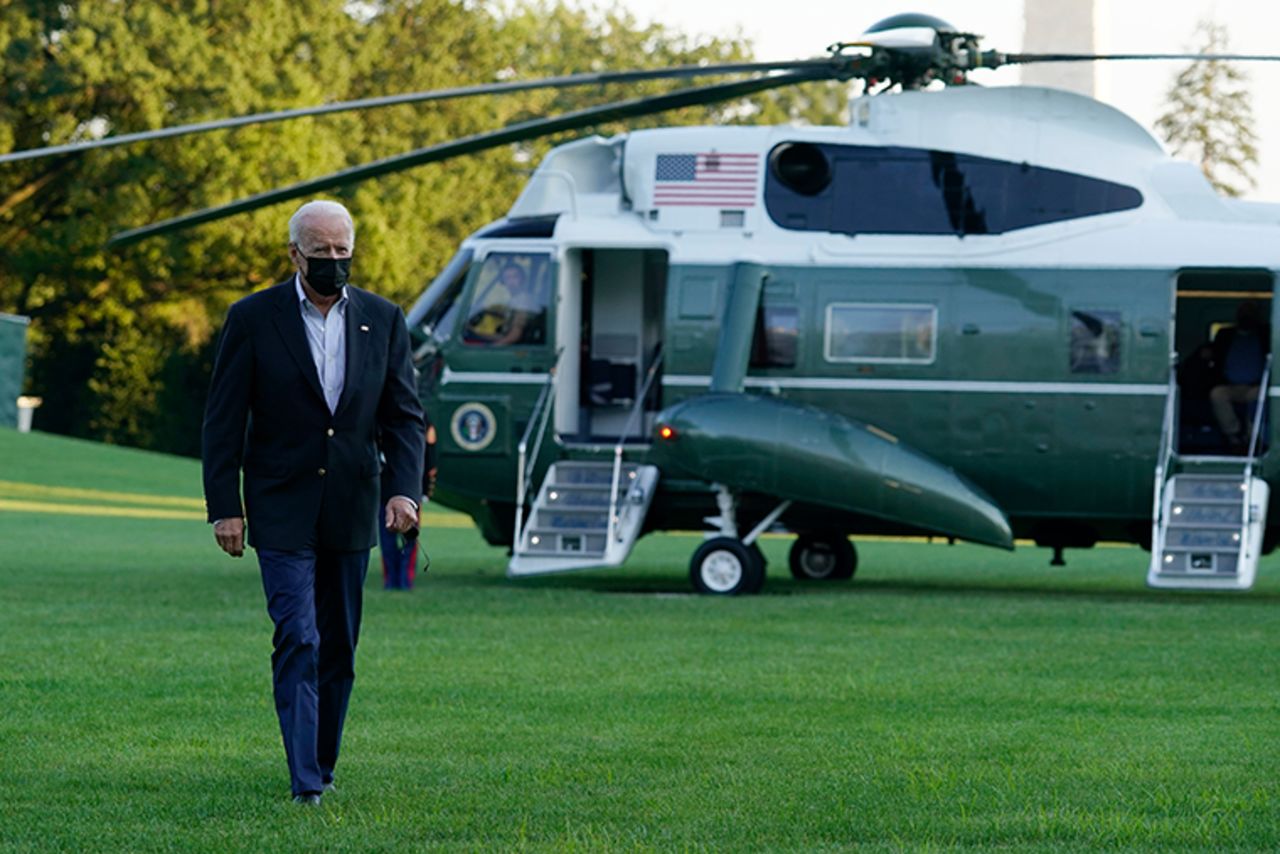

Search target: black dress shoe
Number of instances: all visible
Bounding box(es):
[292,792,322,805]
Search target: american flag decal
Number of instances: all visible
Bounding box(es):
[653,152,759,207]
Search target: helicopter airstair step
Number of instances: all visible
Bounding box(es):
[509,461,660,576]
[1149,471,1268,591]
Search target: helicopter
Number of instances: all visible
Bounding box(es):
[16,12,1280,594]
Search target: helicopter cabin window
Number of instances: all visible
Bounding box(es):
[750,304,799,368]
[825,303,936,364]
[463,252,551,346]
[765,142,1143,237]
[1069,310,1122,374]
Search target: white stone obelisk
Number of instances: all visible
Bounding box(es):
[1021,0,1098,97]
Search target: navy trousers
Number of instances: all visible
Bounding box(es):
[257,548,369,796]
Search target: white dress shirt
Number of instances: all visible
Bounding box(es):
[295,275,347,413]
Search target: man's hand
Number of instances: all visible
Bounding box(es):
[213,517,246,557]
[385,496,418,534]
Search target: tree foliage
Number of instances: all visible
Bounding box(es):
[1155,19,1259,198]
[0,0,845,453]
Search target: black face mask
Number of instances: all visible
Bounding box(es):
[303,256,352,297]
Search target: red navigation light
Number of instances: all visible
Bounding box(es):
[658,424,677,441]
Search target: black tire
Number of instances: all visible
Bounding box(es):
[745,542,767,594]
[690,537,766,595]
[788,534,856,581]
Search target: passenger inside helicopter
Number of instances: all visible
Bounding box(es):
[1209,300,1271,450]
[1177,300,1271,455]
[463,253,549,346]
[1069,310,1122,374]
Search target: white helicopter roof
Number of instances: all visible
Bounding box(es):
[502,85,1280,269]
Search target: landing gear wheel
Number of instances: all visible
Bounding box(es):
[788,535,856,581]
[690,537,766,595]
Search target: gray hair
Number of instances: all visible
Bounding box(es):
[288,200,355,244]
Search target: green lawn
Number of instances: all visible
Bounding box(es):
[1,429,1279,851]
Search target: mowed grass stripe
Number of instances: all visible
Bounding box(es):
[0,498,205,520]
[0,493,475,527]
[0,478,205,508]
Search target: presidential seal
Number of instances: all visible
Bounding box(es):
[450,402,497,452]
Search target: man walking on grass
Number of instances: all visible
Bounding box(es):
[202,199,425,804]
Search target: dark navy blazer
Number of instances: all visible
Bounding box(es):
[202,280,426,552]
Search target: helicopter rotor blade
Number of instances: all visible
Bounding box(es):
[108,68,832,247]
[1001,51,1280,64]
[0,58,838,166]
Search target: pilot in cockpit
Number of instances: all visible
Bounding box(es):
[464,258,545,346]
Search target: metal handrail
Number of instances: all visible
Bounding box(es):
[1150,356,1181,551]
[513,350,564,552]
[1245,354,1272,468]
[1240,355,1273,555]
[605,347,664,545]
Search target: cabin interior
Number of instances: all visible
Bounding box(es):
[557,248,668,445]
[1174,269,1274,456]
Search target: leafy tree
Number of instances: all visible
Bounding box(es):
[1,1,382,445]
[1155,19,1259,197]
[0,0,845,454]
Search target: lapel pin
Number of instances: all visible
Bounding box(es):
[360,324,370,333]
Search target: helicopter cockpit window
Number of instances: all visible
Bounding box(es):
[1069,310,1122,374]
[463,252,551,347]
[406,248,472,347]
[825,303,936,364]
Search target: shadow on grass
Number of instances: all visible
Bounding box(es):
[427,565,1280,606]
[839,576,1280,606]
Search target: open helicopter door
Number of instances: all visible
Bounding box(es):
[1150,270,1274,590]
[555,248,668,443]
[508,248,666,576]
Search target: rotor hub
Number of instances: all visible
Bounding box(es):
[828,12,986,91]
